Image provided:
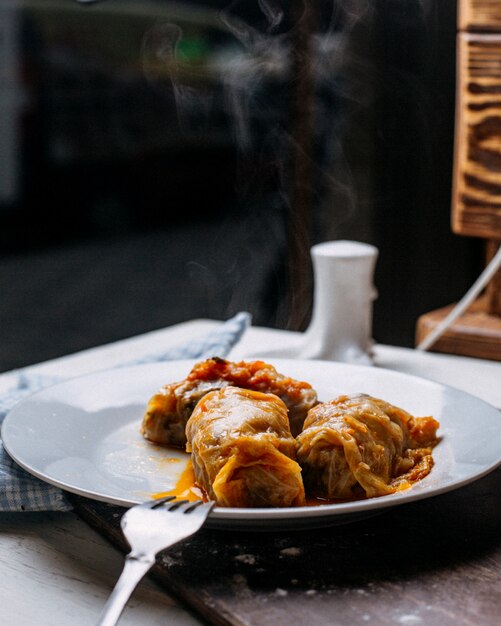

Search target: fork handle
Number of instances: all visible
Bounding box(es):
[96,555,154,626]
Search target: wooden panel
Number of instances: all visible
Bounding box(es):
[70,468,501,626]
[459,0,501,33]
[418,1,501,359]
[452,33,501,238]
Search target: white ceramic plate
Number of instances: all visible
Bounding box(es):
[2,359,501,530]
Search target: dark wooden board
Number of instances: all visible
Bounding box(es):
[70,467,501,626]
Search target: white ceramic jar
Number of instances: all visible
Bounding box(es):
[298,240,378,364]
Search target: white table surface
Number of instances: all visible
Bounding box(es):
[1,318,500,626]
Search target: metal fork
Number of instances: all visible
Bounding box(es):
[96,496,214,626]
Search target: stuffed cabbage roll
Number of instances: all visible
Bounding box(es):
[296,394,439,500]
[142,357,317,447]
[185,386,306,508]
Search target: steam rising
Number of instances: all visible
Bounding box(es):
[140,0,375,326]
[257,0,284,31]
[140,1,372,154]
[141,21,214,135]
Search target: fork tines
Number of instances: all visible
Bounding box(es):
[147,496,212,514]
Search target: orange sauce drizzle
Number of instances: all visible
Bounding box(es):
[151,453,427,507]
[152,460,204,502]
[151,461,367,507]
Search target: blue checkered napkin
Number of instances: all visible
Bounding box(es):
[0,312,251,512]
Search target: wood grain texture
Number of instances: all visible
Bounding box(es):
[459,0,501,33]
[453,33,501,238]
[427,2,501,360]
[0,511,198,626]
[70,467,501,626]
[416,295,501,360]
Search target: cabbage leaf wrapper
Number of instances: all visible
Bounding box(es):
[296,394,439,500]
[186,386,306,508]
[142,358,317,447]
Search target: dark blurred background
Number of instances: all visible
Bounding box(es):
[0,0,483,372]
